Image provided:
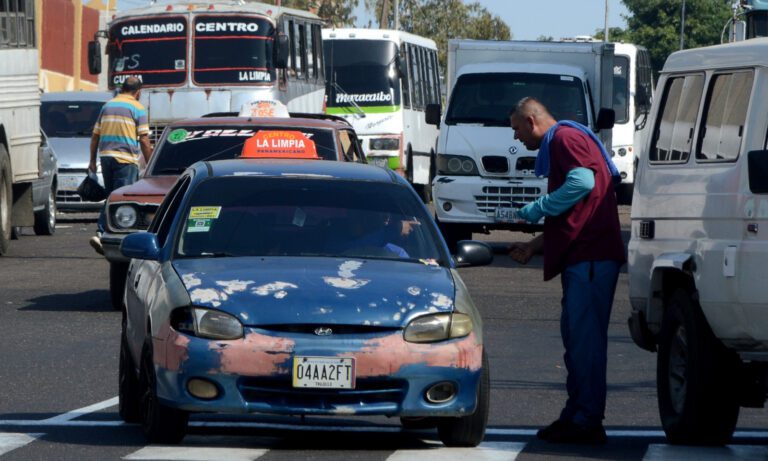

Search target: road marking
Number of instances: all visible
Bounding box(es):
[124,446,269,461]
[386,441,524,460]
[41,396,119,423]
[0,433,42,456]
[644,443,768,460]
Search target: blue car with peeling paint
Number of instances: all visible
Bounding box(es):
[120,159,493,446]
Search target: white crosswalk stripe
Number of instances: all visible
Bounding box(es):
[124,446,269,461]
[643,443,768,461]
[385,441,524,461]
[0,433,42,456]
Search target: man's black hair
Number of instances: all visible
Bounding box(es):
[120,77,142,94]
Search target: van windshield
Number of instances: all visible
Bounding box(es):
[445,73,588,127]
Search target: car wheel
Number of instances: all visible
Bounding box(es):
[0,146,12,255]
[400,416,438,430]
[437,219,472,254]
[436,351,489,447]
[140,340,188,444]
[110,262,129,311]
[33,185,56,236]
[657,288,740,445]
[119,320,141,423]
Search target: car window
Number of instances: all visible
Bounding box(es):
[150,175,192,247]
[41,101,105,137]
[649,74,704,163]
[696,71,753,162]
[149,125,338,175]
[176,176,446,264]
[338,129,365,162]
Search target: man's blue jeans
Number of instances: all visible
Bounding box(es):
[558,260,621,428]
[97,157,138,233]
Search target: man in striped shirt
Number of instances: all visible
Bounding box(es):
[88,77,152,254]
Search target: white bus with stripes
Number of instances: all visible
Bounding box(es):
[88,0,325,143]
[322,28,440,201]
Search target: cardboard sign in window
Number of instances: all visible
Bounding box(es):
[241,130,319,159]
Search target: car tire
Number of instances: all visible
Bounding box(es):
[0,146,12,255]
[140,340,188,444]
[436,351,489,447]
[33,185,56,236]
[119,320,141,423]
[657,288,740,445]
[110,262,129,311]
[437,219,472,254]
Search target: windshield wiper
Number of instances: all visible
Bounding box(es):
[331,73,365,119]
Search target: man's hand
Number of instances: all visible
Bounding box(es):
[399,218,420,237]
[508,242,535,264]
[87,160,97,173]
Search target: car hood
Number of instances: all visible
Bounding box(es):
[48,137,91,169]
[172,257,456,328]
[109,176,177,203]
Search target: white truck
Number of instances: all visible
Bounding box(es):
[426,40,616,248]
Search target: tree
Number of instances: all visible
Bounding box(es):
[621,0,731,75]
[262,0,359,27]
[593,27,631,43]
[365,0,511,70]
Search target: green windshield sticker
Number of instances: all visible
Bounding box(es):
[168,129,189,144]
[187,218,212,233]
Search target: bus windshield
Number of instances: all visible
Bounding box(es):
[323,39,401,108]
[613,55,630,124]
[193,15,275,85]
[446,73,588,127]
[108,17,188,88]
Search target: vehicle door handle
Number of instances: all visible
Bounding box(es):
[134,274,141,289]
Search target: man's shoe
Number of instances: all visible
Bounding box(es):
[538,420,607,445]
[536,419,568,440]
[89,236,104,255]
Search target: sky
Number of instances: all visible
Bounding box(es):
[116,0,630,41]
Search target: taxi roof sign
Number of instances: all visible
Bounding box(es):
[238,100,290,118]
[241,130,320,159]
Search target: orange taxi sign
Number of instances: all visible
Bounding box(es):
[241,130,319,159]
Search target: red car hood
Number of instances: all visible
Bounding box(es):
[108,176,178,204]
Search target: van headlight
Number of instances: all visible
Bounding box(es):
[436,154,479,175]
[114,205,138,229]
[171,307,244,340]
[370,137,400,151]
[403,313,473,343]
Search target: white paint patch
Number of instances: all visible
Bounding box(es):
[181,273,202,289]
[393,312,401,321]
[430,292,453,310]
[643,444,768,461]
[252,281,298,296]
[274,291,288,299]
[323,276,370,289]
[338,260,363,278]
[386,441,524,461]
[407,286,421,296]
[190,288,222,307]
[331,406,357,415]
[0,433,42,456]
[124,446,269,461]
[215,279,253,295]
[315,307,333,314]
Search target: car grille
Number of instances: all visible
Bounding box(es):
[238,376,406,411]
[475,186,542,214]
[57,190,85,204]
[482,156,509,174]
[149,123,167,145]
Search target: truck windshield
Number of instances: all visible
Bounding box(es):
[193,15,275,85]
[108,17,188,88]
[613,55,630,124]
[445,73,588,127]
[323,39,401,108]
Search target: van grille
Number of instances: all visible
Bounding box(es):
[475,186,542,214]
[482,156,508,173]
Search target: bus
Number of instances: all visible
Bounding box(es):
[611,42,653,203]
[322,28,440,202]
[89,0,326,143]
[0,0,41,254]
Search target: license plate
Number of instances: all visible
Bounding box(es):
[292,356,355,389]
[495,207,518,222]
[59,175,83,191]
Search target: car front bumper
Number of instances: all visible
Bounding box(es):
[102,232,129,262]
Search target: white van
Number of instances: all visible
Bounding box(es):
[628,38,768,445]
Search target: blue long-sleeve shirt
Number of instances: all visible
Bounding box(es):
[517,167,595,223]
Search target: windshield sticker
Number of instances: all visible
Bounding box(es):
[175,59,186,70]
[189,206,221,219]
[560,76,575,81]
[187,218,212,233]
[167,128,256,144]
[241,130,318,159]
[167,129,189,144]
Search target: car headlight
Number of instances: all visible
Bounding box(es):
[436,154,479,176]
[370,137,400,151]
[171,307,244,340]
[114,205,138,229]
[403,312,473,343]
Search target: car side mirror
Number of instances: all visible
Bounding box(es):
[748,149,768,193]
[425,103,441,126]
[121,232,161,260]
[88,41,102,75]
[274,33,290,69]
[454,241,493,267]
[595,107,615,132]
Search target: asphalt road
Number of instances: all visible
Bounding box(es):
[0,208,766,460]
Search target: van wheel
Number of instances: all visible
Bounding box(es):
[0,147,12,255]
[33,185,56,236]
[657,288,740,445]
[437,351,489,447]
[110,262,129,311]
[140,340,188,443]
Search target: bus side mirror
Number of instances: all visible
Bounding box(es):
[88,41,102,75]
[396,55,407,79]
[425,103,441,126]
[595,108,615,131]
[275,34,290,69]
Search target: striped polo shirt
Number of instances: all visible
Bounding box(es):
[93,94,149,165]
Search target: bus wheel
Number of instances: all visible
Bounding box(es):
[0,146,12,256]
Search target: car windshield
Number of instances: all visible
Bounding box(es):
[149,125,338,175]
[176,176,445,264]
[41,101,106,137]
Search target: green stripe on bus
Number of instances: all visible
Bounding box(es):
[326,105,400,115]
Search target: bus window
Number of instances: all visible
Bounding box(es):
[292,21,302,77]
[613,55,630,124]
[409,44,423,109]
[312,24,323,81]
[306,23,314,79]
[400,44,410,109]
[283,17,293,73]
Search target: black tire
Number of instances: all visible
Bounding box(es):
[0,146,12,255]
[437,220,472,254]
[110,262,129,311]
[400,416,439,430]
[657,288,740,445]
[140,341,188,444]
[119,319,141,423]
[437,351,489,447]
[33,184,56,236]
